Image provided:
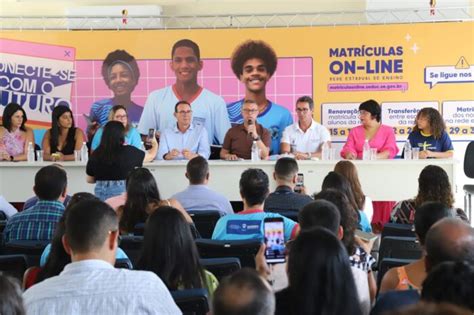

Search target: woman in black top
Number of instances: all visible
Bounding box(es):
[42,106,85,161]
[86,121,157,201]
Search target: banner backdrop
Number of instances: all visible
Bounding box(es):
[1,22,473,144]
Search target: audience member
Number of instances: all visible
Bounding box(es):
[422,261,474,311]
[334,160,374,222]
[91,105,142,151]
[3,165,67,243]
[212,168,298,241]
[171,156,233,214]
[0,273,25,315]
[213,268,275,315]
[117,168,190,234]
[227,39,293,154]
[136,206,218,297]
[138,39,230,145]
[384,302,471,315]
[380,202,453,293]
[0,102,35,162]
[280,96,331,159]
[221,99,270,160]
[86,121,157,200]
[158,101,210,160]
[341,99,398,159]
[391,165,467,224]
[23,199,181,314]
[264,157,312,213]
[42,105,85,161]
[408,107,454,159]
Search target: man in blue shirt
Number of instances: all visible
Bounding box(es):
[212,168,299,241]
[227,40,293,154]
[172,156,233,214]
[157,100,210,160]
[4,165,68,242]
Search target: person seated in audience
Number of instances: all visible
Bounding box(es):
[136,206,218,298]
[212,168,298,241]
[91,105,142,151]
[391,165,467,224]
[341,99,398,160]
[385,302,472,315]
[171,156,233,214]
[0,273,25,315]
[23,193,130,289]
[257,227,362,315]
[158,101,210,160]
[86,121,157,201]
[334,160,374,223]
[3,165,67,243]
[220,99,270,160]
[116,167,190,235]
[380,202,453,293]
[421,261,474,312]
[22,199,181,314]
[322,171,372,232]
[0,102,35,162]
[280,96,331,159]
[213,268,275,315]
[371,218,474,315]
[313,189,377,302]
[264,157,312,213]
[407,107,453,159]
[0,195,18,219]
[297,200,371,314]
[42,105,85,161]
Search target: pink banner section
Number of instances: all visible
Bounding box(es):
[0,38,76,61]
[327,82,408,92]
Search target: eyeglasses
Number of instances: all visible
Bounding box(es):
[242,109,259,113]
[296,108,310,113]
[177,110,192,115]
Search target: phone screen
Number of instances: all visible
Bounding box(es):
[264,218,286,264]
[147,128,155,139]
[294,173,304,193]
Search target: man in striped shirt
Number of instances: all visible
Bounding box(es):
[3,165,67,243]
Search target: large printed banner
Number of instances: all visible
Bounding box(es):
[1,22,473,143]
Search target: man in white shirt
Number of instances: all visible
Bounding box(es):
[158,101,210,160]
[138,39,231,145]
[23,199,181,315]
[280,96,331,160]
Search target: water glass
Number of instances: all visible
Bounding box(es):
[329,148,336,160]
[74,150,81,162]
[370,148,378,160]
[412,148,420,160]
[36,150,43,162]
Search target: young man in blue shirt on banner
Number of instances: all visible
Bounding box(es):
[212,168,299,241]
[138,39,231,145]
[227,40,293,155]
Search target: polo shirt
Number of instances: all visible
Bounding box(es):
[211,209,298,241]
[157,123,210,160]
[171,185,233,214]
[264,186,313,213]
[222,123,271,159]
[281,120,331,153]
[3,200,64,243]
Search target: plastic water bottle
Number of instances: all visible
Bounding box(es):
[251,140,260,161]
[80,142,89,163]
[27,142,35,162]
[321,141,330,160]
[362,139,371,160]
[404,140,412,160]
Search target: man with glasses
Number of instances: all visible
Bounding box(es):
[220,99,271,160]
[138,39,231,145]
[158,101,210,160]
[281,96,331,159]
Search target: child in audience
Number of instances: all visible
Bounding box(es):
[407,107,453,159]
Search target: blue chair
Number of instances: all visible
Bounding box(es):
[119,235,143,266]
[114,258,133,269]
[195,239,261,268]
[0,254,28,283]
[171,288,209,315]
[376,258,416,295]
[3,240,50,267]
[381,222,416,239]
[188,210,225,239]
[378,236,422,271]
[200,257,241,281]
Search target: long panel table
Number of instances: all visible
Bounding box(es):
[0,159,456,202]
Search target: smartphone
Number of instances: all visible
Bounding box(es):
[146,128,155,144]
[263,217,286,264]
[294,173,304,193]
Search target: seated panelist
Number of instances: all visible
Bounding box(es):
[158,101,210,160]
[220,99,270,160]
[280,96,331,160]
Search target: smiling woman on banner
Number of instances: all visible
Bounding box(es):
[340,99,398,160]
[0,102,35,161]
[42,105,85,161]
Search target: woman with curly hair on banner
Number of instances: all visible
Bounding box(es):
[87,49,142,139]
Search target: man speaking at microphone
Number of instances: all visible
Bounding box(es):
[220,99,271,160]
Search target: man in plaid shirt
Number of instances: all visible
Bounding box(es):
[3,165,67,243]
